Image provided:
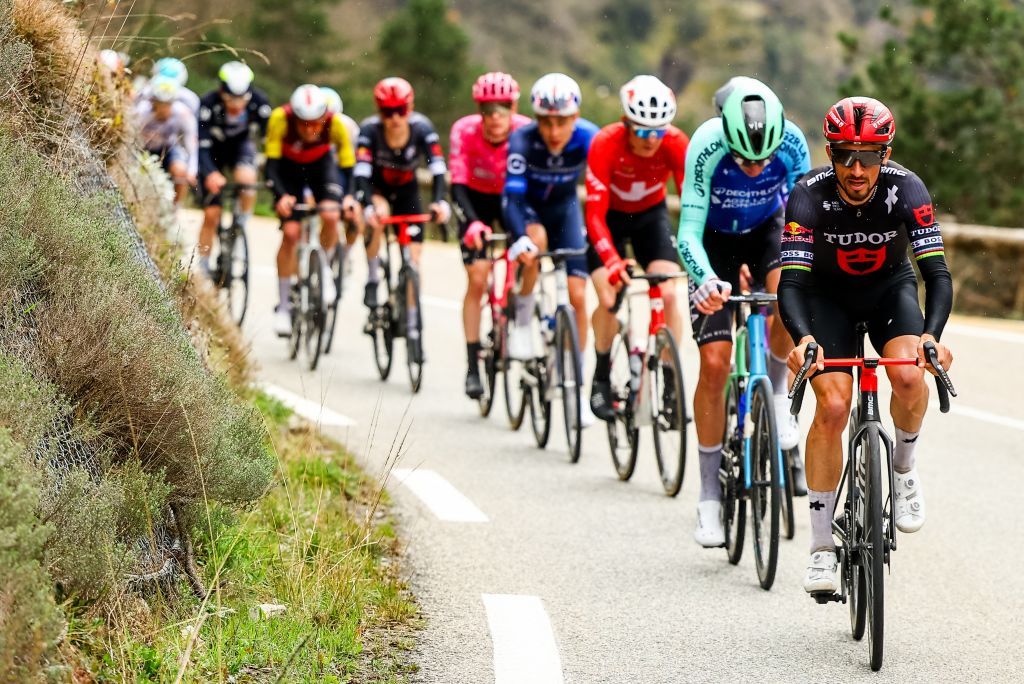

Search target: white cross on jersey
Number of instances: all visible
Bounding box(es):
[610,180,665,203]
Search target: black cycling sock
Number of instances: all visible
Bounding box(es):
[594,351,611,383]
[467,342,482,374]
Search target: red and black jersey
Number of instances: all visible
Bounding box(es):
[353,112,447,203]
[779,161,952,339]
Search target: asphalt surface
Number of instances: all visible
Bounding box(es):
[176,210,1024,682]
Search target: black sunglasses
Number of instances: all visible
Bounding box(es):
[830,146,887,168]
[380,105,409,118]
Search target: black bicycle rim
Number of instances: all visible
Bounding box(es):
[781,447,797,540]
[502,305,528,430]
[722,381,745,565]
[864,427,885,671]
[371,303,394,380]
[224,224,249,326]
[404,267,424,393]
[556,308,582,463]
[750,379,780,590]
[651,328,687,497]
[478,311,497,418]
[323,245,343,354]
[606,327,638,480]
[303,250,325,371]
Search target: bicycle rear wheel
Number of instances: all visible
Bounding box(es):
[780,447,797,540]
[217,223,249,326]
[606,327,638,480]
[555,308,582,463]
[302,249,326,371]
[323,244,343,354]
[722,381,745,564]
[502,301,528,430]
[402,266,424,393]
[863,426,886,671]
[750,378,781,590]
[478,301,497,417]
[651,328,687,497]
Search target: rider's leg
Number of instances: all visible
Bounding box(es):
[884,334,929,469]
[463,260,489,368]
[647,259,684,349]
[364,194,389,308]
[694,341,732,501]
[168,159,189,205]
[276,220,301,312]
[516,223,546,323]
[805,372,854,549]
[198,203,221,269]
[568,276,588,351]
[234,163,258,220]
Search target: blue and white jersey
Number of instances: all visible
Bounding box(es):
[503,119,599,238]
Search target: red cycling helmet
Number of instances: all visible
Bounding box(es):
[374,77,414,108]
[472,72,520,103]
[823,96,896,145]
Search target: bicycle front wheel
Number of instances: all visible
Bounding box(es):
[502,301,527,430]
[302,249,326,371]
[780,447,798,540]
[606,327,638,480]
[863,425,886,671]
[528,307,552,448]
[651,328,687,497]
[722,381,745,565]
[750,378,781,590]
[402,266,424,393]
[323,244,343,354]
[555,307,582,463]
[478,300,497,417]
[220,224,249,326]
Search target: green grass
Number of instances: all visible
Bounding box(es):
[81,393,418,683]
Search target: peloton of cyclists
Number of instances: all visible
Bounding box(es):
[135,75,198,206]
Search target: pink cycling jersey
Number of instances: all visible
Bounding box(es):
[448,113,531,194]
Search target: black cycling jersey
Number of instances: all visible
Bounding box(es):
[778,161,953,341]
[197,88,273,176]
[353,112,447,205]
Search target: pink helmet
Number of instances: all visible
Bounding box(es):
[472,72,520,104]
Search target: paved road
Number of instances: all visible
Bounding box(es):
[175,211,1024,682]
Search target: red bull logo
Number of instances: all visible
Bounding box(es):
[783,222,813,242]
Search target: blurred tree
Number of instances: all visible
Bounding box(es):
[841,0,1024,225]
[378,0,474,136]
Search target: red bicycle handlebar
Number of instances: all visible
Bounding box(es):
[378,213,432,225]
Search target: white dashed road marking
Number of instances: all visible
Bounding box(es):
[391,468,489,522]
[261,383,356,427]
[482,594,565,684]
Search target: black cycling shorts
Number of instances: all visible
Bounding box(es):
[689,209,783,346]
[800,266,925,376]
[586,201,679,273]
[197,140,259,207]
[276,154,343,229]
[458,188,503,265]
[374,182,426,244]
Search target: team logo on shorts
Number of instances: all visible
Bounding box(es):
[913,203,934,227]
[837,247,886,275]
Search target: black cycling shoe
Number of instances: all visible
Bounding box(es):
[363,281,378,309]
[590,380,615,422]
[465,371,484,400]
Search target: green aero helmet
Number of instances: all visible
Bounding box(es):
[715,76,785,161]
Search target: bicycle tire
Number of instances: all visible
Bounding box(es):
[323,244,343,354]
[302,249,326,371]
[528,306,552,448]
[722,381,745,564]
[478,301,497,418]
[651,328,687,497]
[370,303,394,380]
[848,412,867,640]
[288,280,301,360]
[555,307,582,463]
[403,266,424,393]
[215,222,249,326]
[606,326,639,480]
[502,302,528,430]
[750,378,781,590]
[781,447,797,540]
[863,425,885,671]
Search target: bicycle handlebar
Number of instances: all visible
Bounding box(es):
[378,213,433,225]
[788,341,958,415]
[535,246,588,261]
[486,233,508,243]
[727,292,778,305]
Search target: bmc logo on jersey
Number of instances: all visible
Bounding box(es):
[913,203,934,227]
[837,247,886,275]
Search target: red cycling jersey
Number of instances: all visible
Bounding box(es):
[448,112,532,194]
[585,122,689,266]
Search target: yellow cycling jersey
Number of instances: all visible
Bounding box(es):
[264,105,355,167]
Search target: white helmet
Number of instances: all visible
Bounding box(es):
[153,57,188,87]
[530,73,581,116]
[290,84,328,121]
[98,49,123,73]
[218,61,254,96]
[620,75,676,128]
[320,86,343,115]
[149,75,180,103]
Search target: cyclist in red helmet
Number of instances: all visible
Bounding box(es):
[352,77,450,364]
[778,96,954,594]
[450,72,531,399]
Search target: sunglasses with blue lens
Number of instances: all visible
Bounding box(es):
[632,126,668,140]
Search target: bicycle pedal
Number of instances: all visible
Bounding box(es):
[810,591,841,604]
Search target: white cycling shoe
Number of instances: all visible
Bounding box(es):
[694,500,725,548]
[774,394,800,450]
[578,400,596,429]
[273,307,292,338]
[804,549,839,593]
[508,323,536,360]
[894,468,926,533]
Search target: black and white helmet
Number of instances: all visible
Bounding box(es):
[620,75,676,128]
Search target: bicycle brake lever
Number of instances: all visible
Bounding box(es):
[788,342,818,416]
[610,265,634,314]
[923,341,956,413]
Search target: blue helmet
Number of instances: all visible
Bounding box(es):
[153,57,187,87]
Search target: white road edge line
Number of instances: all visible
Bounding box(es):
[391,468,489,522]
[261,383,356,427]
[937,402,1024,433]
[944,322,1024,345]
[482,594,564,684]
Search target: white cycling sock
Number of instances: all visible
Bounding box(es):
[893,427,920,474]
[698,443,722,502]
[808,489,837,552]
[407,306,420,338]
[515,293,535,327]
[769,352,789,395]
[367,256,381,283]
[278,277,291,312]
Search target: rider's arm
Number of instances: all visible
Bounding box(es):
[330,116,355,196]
[501,128,531,239]
[777,183,817,341]
[420,125,448,204]
[263,107,287,199]
[451,184,480,224]
[251,89,273,137]
[779,119,812,194]
[584,132,621,266]
[177,102,199,179]
[352,124,375,205]
[676,119,727,285]
[902,174,953,339]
